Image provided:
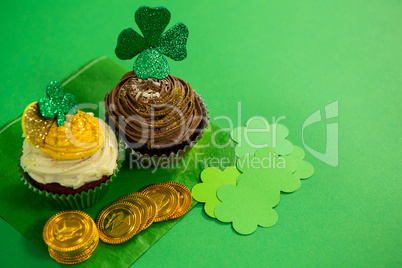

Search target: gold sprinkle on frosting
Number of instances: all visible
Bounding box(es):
[22,102,55,148]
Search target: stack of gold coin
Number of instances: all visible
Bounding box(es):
[164,182,193,219]
[140,182,193,221]
[43,210,99,265]
[96,182,192,245]
[118,192,157,231]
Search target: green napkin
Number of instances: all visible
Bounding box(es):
[0,57,235,267]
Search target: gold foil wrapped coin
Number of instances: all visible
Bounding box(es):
[113,196,146,233]
[163,182,193,219]
[48,238,99,264]
[117,192,157,231]
[43,210,99,264]
[43,210,97,252]
[96,201,142,244]
[140,183,179,222]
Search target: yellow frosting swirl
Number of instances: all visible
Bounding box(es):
[40,111,104,160]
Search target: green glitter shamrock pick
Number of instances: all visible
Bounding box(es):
[115,5,189,79]
[38,81,78,127]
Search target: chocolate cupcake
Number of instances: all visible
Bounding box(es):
[105,72,207,157]
[104,6,209,165]
[20,81,122,210]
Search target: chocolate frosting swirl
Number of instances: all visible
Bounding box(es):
[104,71,203,152]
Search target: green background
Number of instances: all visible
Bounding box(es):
[0,0,401,267]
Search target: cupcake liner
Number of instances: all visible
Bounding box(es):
[120,93,209,167]
[19,139,125,210]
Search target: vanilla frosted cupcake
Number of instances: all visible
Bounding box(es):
[21,118,118,195]
[20,81,122,209]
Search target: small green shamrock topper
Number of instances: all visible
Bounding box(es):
[115,6,189,79]
[38,81,77,127]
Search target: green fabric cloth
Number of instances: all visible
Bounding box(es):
[0,57,235,267]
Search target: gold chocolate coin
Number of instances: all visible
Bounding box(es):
[140,183,179,222]
[43,210,97,253]
[49,250,91,265]
[48,238,98,264]
[51,236,98,259]
[96,201,142,244]
[118,192,157,231]
[113,197,146,233]
[164,182,193,219]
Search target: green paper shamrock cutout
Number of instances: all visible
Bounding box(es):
[230,117,294,158]
[192,167,240,218]
[115,6,189,79]
[237,146,314,193]
[38,81,77,127]
[214,147,314,235]
[284,146,315,180]
[215,175,279,235]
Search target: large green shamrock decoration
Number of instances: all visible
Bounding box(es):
[214,146,314,235]
[38,81,77,127]
[215,174,279,235]
[230,117,294,158]
[115,6,189,79]
[236,146,314,193]
[192,167,240,218]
